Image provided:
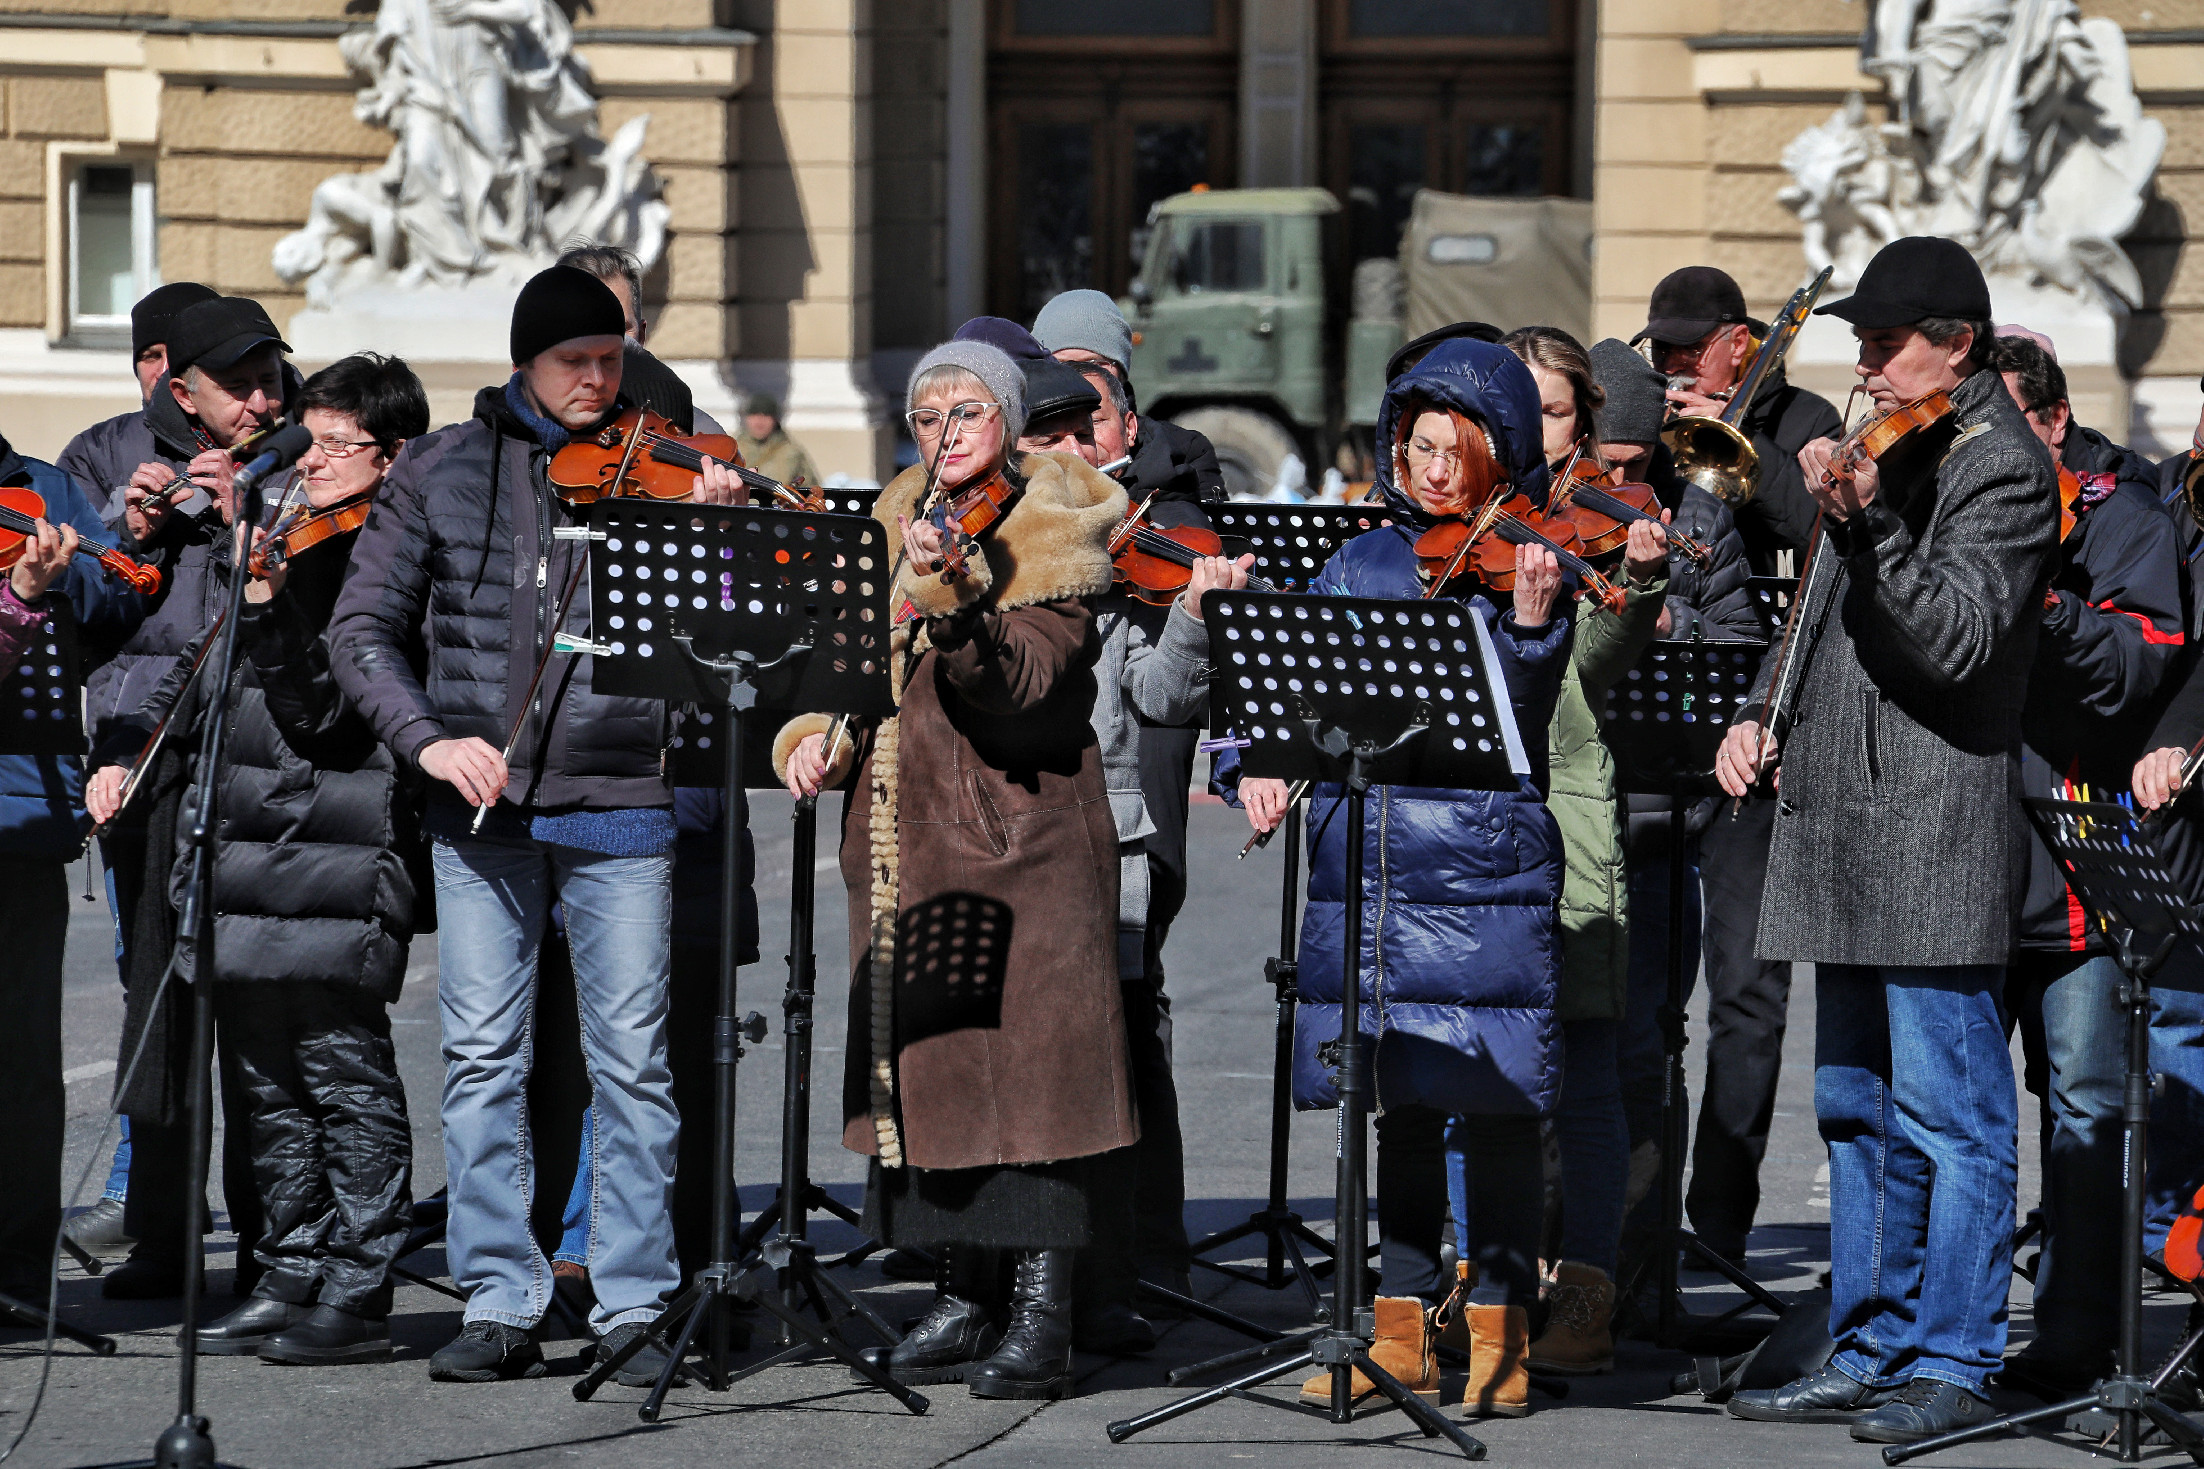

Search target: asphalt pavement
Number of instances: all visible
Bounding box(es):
[3,795,2185,1468]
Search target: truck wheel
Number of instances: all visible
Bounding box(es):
[1168,407,1300,501]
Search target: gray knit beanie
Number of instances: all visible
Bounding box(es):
[1033,288,1133,370]
[908,339,1027,444]
[1588,337,1668,445]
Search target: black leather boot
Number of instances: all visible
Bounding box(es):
[259,1304,393,1365]
[855,1246,999,1385]
[195,1297,309,1355]
[968,1249,1074,1400]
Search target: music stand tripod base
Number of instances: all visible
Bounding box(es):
[1884,798,2204,1467]
[1107,591,1525,1458]
[571,502,916,1420]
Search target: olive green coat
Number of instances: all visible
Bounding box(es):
[1548,573,1668,1022]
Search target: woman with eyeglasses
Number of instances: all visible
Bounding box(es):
[85,353,432,1365]
[1229,337,1572,1420]
[777,337,1134,1402]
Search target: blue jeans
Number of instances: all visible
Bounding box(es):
[2148,964,2204,1252]
[2009,952,2125,1365]
[100,859,129,1203]
[556,1109,594,1267]
[432,836,679,1333]
[1818,964,2018,1394]
[1550,1018,1627,1276]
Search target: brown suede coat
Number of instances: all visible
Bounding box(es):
[774,452,1138,1172]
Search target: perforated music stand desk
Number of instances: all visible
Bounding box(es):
[1107,590,1518,1460]
[566,501,920,1423]
[1891,800,2204,1467]
[0,601,83,755]
[1597,635,1784,1350]
[1743,574,1797,645]
[1207,503,1394,593]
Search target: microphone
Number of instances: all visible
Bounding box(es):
[232,423,315,498]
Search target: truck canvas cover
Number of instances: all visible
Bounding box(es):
[1400,190,1593,344]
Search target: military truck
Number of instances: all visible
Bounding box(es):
[1124,186,1594,497]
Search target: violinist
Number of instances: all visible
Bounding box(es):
[1636,266,1842,575]
[1717,237,2059,1444]
[777,338,1134,1401]
[1020,353,1244,1355]
[91,294,297,1303]
[1987,331,2184,1400]
[0,440,145,1316]
[1232,338,1570,1421]
[86,354,433,1366]
[1036,287,1227,1309]
[1487,326,1671,1375]
[328,266,742,1387]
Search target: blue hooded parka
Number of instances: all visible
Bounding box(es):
[1290,339,1570,1118]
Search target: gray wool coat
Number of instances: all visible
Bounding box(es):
[1746,367,2059,968]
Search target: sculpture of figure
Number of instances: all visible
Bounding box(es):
[1779,0,2163,308]
[274,0,667,306]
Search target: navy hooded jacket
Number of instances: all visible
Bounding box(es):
[0,443,146,857]
[1288,339,1569,1118]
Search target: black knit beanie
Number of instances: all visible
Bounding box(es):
[510,266,627,367]
[132,281,218,355]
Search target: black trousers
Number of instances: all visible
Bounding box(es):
[1685,797,1794,1252]
[0,858,66,1296]
[215,983,412,1316]
[1132,722,1198,1273]
[1377,1103,1541,1306]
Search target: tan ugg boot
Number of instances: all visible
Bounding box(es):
[1299,1296,1440,1406]
[1525,1261,1615,1375]
[1462,1303,1531,1418]
[1432,1261,1476,1353]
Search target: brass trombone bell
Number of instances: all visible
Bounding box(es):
[1663,414,1761,508]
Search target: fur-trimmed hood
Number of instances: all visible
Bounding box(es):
[880,450,1127,623]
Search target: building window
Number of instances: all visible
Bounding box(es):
[1016,122,1096,322]
[1346,0,1548,37]
[1012,0,1216,37]
[1463,123,1543,196]
[69,160,156,333]
[1131,122,1209,270]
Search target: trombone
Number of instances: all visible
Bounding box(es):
[1660,266,1833,507]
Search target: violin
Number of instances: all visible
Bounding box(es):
[1825,388,1956,493]
[1412,494,1626,613]
[1108,499,1276,605]
[920,467,1018,582]
[547,406,828,512]
[248,492,372,578]
[1549,449,1712,566]
[0,485,160,595]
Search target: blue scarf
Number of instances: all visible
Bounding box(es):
[503,374,570,453]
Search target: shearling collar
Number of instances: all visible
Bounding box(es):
[877,450,1126,617]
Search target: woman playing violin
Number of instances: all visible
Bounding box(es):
[777,338,1137,1402]
[1227,338,1573,1416]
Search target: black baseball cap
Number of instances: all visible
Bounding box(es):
[1631,267,1750,348]
[1815,236,1992,328]
[1023,355,1102,427]
[168,296,290,375]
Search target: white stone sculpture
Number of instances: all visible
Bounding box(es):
[1777,0,2164,311]
[273,0,669,308]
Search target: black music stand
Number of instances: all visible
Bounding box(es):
[567,501,924,1423]
[1888,800,2204,1467]
[1602,635,1787,1352]
[1207,503,1393,593]
[818,485,879,519]
[1105,591,1523,1459]
[1742,575,1795,643]
[0,608,118,1356]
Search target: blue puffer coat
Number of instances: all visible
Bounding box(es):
[0,444,146,858]
[1291,338,1570,1119]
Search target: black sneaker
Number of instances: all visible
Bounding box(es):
[62,1199,133,1252]
[597,1321,689,1389]
[1728,1361,1895,1423]
[1850,1378,1989,1443]
[428,1320,546,1382]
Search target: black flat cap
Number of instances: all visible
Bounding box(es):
[1631,266,1749,348]
[1023,355,1102,427]
[168,296,289,375]
[1816,236,1991,328]
[131,282,218,356]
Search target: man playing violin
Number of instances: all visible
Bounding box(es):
[1718,237,2059,1444]
[1981,331,2185,1401]
[329,265,742,1387]
[87,354,433,1366]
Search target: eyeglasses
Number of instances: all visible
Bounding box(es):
[311,436,382,460]
[905,401,999,439]
[1402,437,1466,474]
